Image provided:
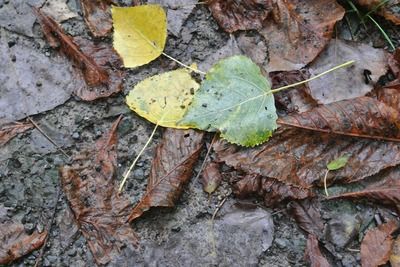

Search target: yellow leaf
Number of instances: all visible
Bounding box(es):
[111,5,167,68]
[126,68,199,128]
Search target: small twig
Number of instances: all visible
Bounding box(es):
[209,195,229,257]
[34,186,61,267]
[193,133,217,183]
[27,117,71,160]
[323,170,330,197]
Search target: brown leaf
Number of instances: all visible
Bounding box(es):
[202,162,222,194]
[128,129,204,222]
[277,96,400,142]
[60,116,139,266]
[307,39,388,104]
[207,0,273,33]
[0,222,47,265]
[80,0,113,37]
[0,121,32,146]
[391,235,400,267]
[361,220,399,267]
[304,234,331,267]
[213,127,400,187]
[288,200,324,238]
[377,85,400,111]
[259,0,345,72]
[355,0,400,25]
[328,167,400,213]
[34,8,123,101]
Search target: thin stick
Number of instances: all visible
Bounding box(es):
[27,117,71,160]
[119,123,159,192]
[162,52,206,75]
[209,195,229,257]
[323,170,330,197]
[193,133,217,183]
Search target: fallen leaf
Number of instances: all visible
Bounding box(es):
[60,117,139,266]
[35,9,124,101]
[355,0,400,25]
[207,0,273,33]
[328,167,400,213]
[361,220,399,267]
[213,127,400,187]
[0,121,33,146]
[180,55,278,147]
[307,39,388,104]
[0,221,47,265]
[128,128,204,222]
[377,86,400,111]
[325,213,362,248]
[202,162,222,194]
[391,235,400,267]
[277,96,400,142]
[288,200,324,238]
[327,155,350,171]
[41,0,77,22]
[304,234,331,267]
[80,0,113,37]
[259,0,345,72]
[112,5,167,68]
[126,67,199,128]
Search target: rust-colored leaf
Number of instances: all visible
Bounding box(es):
[213,127,400,187]
[0,121,32,146]
[202,162,222,194]
[207,0,273,33]
[288,200,324,238]
[377,85,400,111]
[361,220,399,267]
[355,0,400,25]
[60,117,139,266]
[278,96,400,142]
[34,8,123,101]
[391,235,400,267]
[0,222,47,265]
[80,0,113,37]
[128,129,204,222]
[328,167,400,213]
[304,234,331,267]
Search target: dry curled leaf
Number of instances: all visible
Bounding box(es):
[355,0,400,25]
[0,222,47,265]
[0,121,32,146]
[128,128,204,222]
[35,9,123,101]
[304,234,331,267]
[60,117,139,266]
[80,0,113,37]
[202,162,222,194]
[361,220,399,267]
[278,96,400,142]
[289,200,324,238]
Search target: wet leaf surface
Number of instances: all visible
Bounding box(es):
[288,200,324,238]
[128,128,204,222]
[304,234,331,267]
[0,221,47,265]
[325,213,362,248]
[60,117,139,266]
[361,220,399,267]
[355,0,400,25]
[35,9,124,101]
[80,0,113,37]
[0,121,32,146]
[277,96,400,142]
[202,162,222,194]
[391,235,400,267]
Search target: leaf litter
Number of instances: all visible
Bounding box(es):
[80,0,113,37]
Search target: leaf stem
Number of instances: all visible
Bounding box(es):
[269,60,355,94]
[162,52,206,75]
[324,170,330,197]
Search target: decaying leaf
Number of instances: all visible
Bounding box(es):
[213,127,400,187]
[288,200,324,238]
[202,162,222,194]
[41,0,77,22]
[304,234,331,267]
[0,121,32,146]
[328,167,400,213]
[307,39,388,104]
[391,235,400,267]
[112,5,167,68]
[207,0,273,33]
[361,220,399,267]
[277,96,400,142]
[35,9,124,101]
[355,0,400,25]
[180,55,278,147]
[128,128,204,222]
[60,117,139,266]
[80,0,113,37]
[377,86,400,111]
[0,221,47,265]
[126,67,199,128]
[259,0,345,72]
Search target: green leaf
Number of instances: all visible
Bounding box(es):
[327,155,350,171]
[179,55,278,147]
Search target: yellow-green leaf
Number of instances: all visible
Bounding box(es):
[126,68,199,128]
[111,5,167,68]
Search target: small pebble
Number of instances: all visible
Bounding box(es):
[72,132,80,140]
